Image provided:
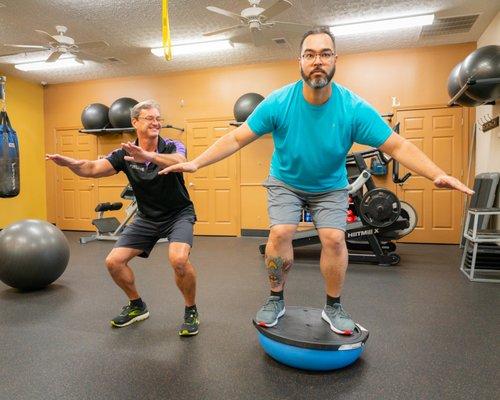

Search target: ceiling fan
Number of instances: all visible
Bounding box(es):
[3,25,109,64]
[204,0,311,47]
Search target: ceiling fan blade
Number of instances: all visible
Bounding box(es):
[76,51,107,63]
[203,24,246,37]
[46,51,63,63]
[250,28,266,47]
[75,41,110,50]
[206,6,246,21]
[4,44,49,50]
[35,29,60,43]
[270,21,313,33]
[74,57,85,65]
[261,0,292,20]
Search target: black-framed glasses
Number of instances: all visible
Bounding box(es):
[138,116,164,123]
[301,51,335,62]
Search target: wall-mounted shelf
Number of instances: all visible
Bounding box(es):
[80,124,184,135]
[448,77,500,107]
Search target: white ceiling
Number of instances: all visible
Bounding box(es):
[0,0,498,84]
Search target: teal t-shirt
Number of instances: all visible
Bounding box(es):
[247,80,392,192]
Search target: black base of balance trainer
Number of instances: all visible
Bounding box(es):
[253,306,369,371]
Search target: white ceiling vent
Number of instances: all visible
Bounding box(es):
[420,14,479,38]
[272,37,291,49]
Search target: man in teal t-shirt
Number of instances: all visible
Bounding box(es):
[160,27,473,335]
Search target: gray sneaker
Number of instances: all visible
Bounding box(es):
[255,296,285,327]
[321,304,356,335]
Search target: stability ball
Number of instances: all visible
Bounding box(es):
[233,93,264,122]
[108,97,138,128]
[0,220,70,290]
[459,45,500,102]
[447,62,482,107]
[81,103,110,130]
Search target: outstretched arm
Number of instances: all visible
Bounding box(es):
[45,154,116,178]
[158,123,260,175]
[120,142,186,168]
[378,132,473,194]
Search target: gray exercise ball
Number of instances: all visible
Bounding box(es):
[447,62,482,107]
[0,220,70,290]
[458,45,500,102]
[81,103,110,130]
[108,97,138,128]
[233,93,265,122]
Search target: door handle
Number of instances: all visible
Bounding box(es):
[188,182,195,187]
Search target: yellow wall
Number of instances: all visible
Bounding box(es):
[0,74,46,228]
[44,42,476,228]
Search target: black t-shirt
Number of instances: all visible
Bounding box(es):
[106,137,194,220]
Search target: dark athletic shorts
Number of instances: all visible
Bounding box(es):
[114,207,196,258]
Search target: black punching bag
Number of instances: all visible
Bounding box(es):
[0,110,20,198]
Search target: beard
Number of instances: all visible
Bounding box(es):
[301,65,336,89]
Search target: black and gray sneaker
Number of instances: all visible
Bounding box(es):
[179,309,199,336]
[110,302,149,328]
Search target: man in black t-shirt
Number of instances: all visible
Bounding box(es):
[46,100,199,336]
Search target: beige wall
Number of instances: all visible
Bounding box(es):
[476,12,500,175]
[0,74,45,228]
[476,12,500,228]
[44,42,476,228]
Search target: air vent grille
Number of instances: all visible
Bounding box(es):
[272,37,290,48]
[420,14,479,38]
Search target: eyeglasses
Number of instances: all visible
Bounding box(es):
[301,51,335,62]
[138,116,164,123]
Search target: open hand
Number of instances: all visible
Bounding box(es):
[433,175,474,195]
[122,142,154,163]
[45,153,82,167]
[158,161,198,175]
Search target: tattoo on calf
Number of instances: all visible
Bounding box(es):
[265,256,292,288]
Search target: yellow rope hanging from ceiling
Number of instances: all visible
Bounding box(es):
[162,0,173,61]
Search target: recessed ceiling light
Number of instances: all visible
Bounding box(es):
[151,39,234,57]
[330,14,435,36]
[15,57,85,71]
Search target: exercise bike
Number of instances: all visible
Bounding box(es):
[258,147,417,266]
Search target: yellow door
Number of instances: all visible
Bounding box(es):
[55,128,98,231]
[395,107,466,243]
[185,118,240,236]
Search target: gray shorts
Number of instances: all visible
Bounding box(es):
[263,176,348,230]
[115,207,195,258]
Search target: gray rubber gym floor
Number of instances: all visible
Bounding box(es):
[1,232,498,400]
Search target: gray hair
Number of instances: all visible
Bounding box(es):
[299,26,336,54]
[131,100,161,119]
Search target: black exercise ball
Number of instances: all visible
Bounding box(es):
[81,103,110,130]
[447,62,482,107]
[234,93,264,122]
[459,45,500,102]
[108,97,139,128]
[0,220,70,290]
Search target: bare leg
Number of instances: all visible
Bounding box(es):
[105,247,144,299]
[317,228,348,297]
[168,242,196,306]
[264,224,297,291]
